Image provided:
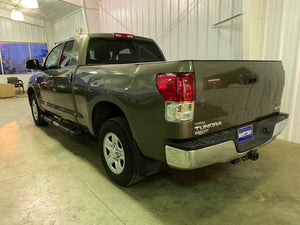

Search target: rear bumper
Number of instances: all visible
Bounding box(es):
[165,113,288,169]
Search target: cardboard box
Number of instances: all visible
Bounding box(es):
[0,83,15,98]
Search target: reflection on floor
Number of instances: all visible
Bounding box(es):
[1,98,300,225]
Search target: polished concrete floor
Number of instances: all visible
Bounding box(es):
[0,98,300,225]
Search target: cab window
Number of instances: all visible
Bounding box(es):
[44,44,63,69]
[86,38,165,64]
[60,41,79,68]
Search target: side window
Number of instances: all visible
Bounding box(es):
[86,39,113,64]
[44,44,63,69]
[60,41,78,68]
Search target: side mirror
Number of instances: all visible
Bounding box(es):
[26,59,43,70]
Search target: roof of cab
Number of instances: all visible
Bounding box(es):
[55,33,154,45]
[88,33,154,42]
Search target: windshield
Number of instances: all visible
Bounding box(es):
[86,38,165,64]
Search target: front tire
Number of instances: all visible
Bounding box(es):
[99,117,143,186]
[30,94,47,126]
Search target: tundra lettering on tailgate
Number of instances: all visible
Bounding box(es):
[195,121,222,136]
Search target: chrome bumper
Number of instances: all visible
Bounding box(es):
[165,118,288,169]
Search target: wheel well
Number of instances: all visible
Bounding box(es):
[92,101,126,137]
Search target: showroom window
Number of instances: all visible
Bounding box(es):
[0,42,48,75]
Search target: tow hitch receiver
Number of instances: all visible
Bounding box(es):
[243,150,259,161]
[231,150,259,165]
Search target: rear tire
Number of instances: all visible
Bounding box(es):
[99,117,143,186]
[30,94,47,126]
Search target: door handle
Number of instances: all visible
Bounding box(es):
[244,73,258,84]
[88,88,93,96]
[69,72,74,83]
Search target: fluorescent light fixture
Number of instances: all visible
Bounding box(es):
[11,10,24,21]
[21,0,39,8]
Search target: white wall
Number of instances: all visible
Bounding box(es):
[0,17,47,43]
[99,0,243,60]
[52,9,87,43]
[243,0,300,143]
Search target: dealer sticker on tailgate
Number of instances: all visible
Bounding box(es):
[238,125,253,143]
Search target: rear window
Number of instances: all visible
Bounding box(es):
[86,38,165,64]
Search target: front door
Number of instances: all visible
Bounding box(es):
[39,40,79,122]
[52,40,79,122]
[39,43,64,115]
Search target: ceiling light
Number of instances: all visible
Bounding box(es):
[11,10,24,21]
[21,0,39,8]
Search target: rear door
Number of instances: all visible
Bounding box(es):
[192,61,285,136]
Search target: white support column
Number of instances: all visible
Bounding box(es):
[81,0,101,33]
[62,0,100,33]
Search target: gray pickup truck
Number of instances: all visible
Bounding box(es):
[26,33,288,186]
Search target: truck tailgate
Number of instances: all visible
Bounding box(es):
[192,61,284,136]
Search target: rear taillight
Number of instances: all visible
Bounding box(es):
[156,72,195,122]
[113,33,134,39]
[156,73,195,102]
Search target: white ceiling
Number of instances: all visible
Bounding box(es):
[0,0,81,22]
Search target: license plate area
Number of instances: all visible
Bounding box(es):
[238,125,253,143]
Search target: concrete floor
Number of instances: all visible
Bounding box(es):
[0,98,300,225]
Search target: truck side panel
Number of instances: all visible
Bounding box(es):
[73,60,285,162]
[73,61,194,161]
